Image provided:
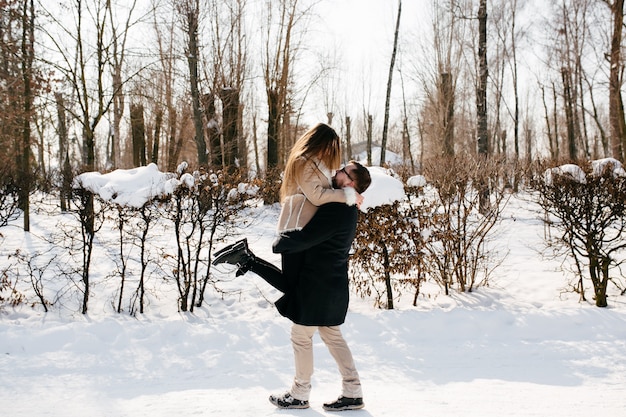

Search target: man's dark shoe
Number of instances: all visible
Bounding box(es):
[212,239,252,269]
[213,238,247,260]
[322,396,364,411]
[269,392,309,409]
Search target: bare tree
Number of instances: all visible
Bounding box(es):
[0,0,37,231]
[177,0,208,166]
[380,0,402,165]
[603,0,626,160]
[262,0,310,170]
[542,0,597,161]
[490,0,527,160]
[490,1,508,157]
[476,0,488,157]
[107,0,139,170]
[41,0,141,238]
[149,4,184,171]
[206,0,249,171]
[415,0,467,159]
[19,0,36,231]
[53,92,73,211]
[41,0,112,170]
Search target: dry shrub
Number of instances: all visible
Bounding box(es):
[422,154,509,293]
[532,158,626,307]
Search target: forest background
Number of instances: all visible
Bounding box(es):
[3,0,626,209]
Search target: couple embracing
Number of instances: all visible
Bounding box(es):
[213,123,372,411]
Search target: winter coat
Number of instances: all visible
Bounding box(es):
[272,202,358,326]
[277,157,357,232]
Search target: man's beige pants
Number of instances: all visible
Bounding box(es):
[289,323,363,401]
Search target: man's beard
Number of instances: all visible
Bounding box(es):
[332,177,339,189]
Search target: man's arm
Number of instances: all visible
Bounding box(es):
[272,203,352,254]
[296,158,357,206]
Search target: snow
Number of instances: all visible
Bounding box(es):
[544,164,587,185]
[545,158,626,185]
[407,174,427,188]
[1,164,626,417]
[360,166,406,211]
[592,157,626,178]
[74,163,180,208]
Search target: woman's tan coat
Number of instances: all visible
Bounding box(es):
[277,157,356,232]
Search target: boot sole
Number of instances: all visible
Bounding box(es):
[276,404,310,409]
[269,398,309,409]
[323,403,365,411]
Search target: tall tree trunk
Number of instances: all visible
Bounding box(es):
[477,0,488,156]
[380,0,402,166]
[366,114,373,166]
[608,0,625,160]
[152,109,162,165]
[477,0,489,214]
[511,0,519,160]
[182,1,208,166]
[110,67,123,169]
[19,0,35,232]
[203,94,221,168]
[107,0,136,169]
[441,72,455,156]
[417,115,424,169]
[252,112,261,175]
[619,93,626,160]
[552,82,560,158]
[540,85,556,160]
[172,106,189,168]
[267,88,280,169]
[130,103,146,167]
[167,106,178,171]
[221,87,240,169]
[562,67,577,160]
[263,0,303,172]
[345,116,352,162]
[55,92,69,211]
[399,71,415,171]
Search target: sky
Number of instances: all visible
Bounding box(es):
[1,159,626,416]
[307,0,428,126]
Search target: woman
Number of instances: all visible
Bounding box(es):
[277,123,362,232]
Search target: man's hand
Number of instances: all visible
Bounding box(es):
[355,192,364,209]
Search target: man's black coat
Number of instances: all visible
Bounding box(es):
[272,202,358,326]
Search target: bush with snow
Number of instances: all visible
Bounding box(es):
[534,159,626,307]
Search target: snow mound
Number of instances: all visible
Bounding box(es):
[73,163,179,208]
[360,166,405,211]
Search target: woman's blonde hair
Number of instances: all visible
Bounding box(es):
[280,123,341,201]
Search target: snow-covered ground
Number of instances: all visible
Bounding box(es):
[1,168,625,417]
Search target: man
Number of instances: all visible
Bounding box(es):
[212,161,371,411]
